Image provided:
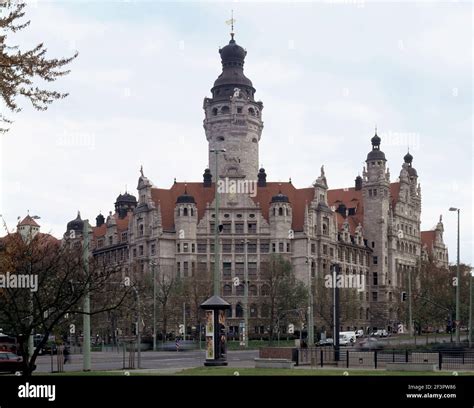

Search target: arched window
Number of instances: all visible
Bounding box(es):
[249,285,257,296]
[250,304,258,317]
[236,303,244,317]
[248,107,255,116]
[261,284,270,296]
[278,207,283,216]
[223,284,232,296]
[139,224,144,237]
[236,285,244,296]
[191,208,194,216]
[183,208,188,216]
[221,106,230,114]
[212,108,218,116]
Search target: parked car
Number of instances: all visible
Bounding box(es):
[370,329,389,337]
[355,329,364,338]
[318,338,333,347]
[0,352,23,374]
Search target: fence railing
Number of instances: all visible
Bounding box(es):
[295,347,474,370]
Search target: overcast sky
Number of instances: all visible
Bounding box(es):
[1,1,472,265]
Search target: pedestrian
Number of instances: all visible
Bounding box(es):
[63,346,70,364]
[175,337,180,352]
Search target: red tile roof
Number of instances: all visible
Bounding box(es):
[421,230,436,253]
[18,215,40,227]
[148,181,401,233]
[92,212,132,238]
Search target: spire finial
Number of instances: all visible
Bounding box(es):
[226,10,236,40]
[184,182,188,194]
[375,125,377,135]
[125,184,127,193]
[140,165,144,177]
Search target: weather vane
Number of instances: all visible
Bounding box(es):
[226,10,236,38]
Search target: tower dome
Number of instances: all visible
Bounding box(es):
[367,130,386,161]
[271,191,290,204]
[67,211,84,233]
[176,186,196,204]
[211,34,255,101]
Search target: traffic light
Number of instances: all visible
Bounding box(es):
[401,292,407,302]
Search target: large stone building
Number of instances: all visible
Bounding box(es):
[64,33,448,336]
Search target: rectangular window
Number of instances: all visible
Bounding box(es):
[248,241,257,253]
[97,239,104,249]
[197,241,207,253]
[373,256,378,265]
[192,243,195,253]
[222,240,232,253]
[235,223,244,234]
[248,223,257,234]
[330,248,334,257]
[323,245,328,255]
[121,232,128,243]
[286,242,290,252]
[151,244,156,255]
[210,222,215,233]
[183,261,189,277]
[176,243,180,253]
[176,262,181,275]
[234,262,244,278]
[183,243,189,253]
[373,272,378,286]
[373,189,377,197]
[311,243,316,253]
[372,292,378,302]
[133,248,137,258]
[235,242,244,253]
[221,223,231,234]
[260,241,270,253]
[272,243,276,253]
[248,262,257,278]
[223,262,232,278]
[139,245,144,256]
[279,242,284,252]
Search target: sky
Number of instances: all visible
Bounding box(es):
[0,0,472,265]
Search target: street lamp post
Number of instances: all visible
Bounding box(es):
[306,241,314,345]
[469,269,473,348]
[449,207,461,345]
[150,260,157,351]
[131,286,141,369]
[82,219,91,371]
[242,239,249,348]
[210,148,226,296]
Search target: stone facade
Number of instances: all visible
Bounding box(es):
[64,33,448,335]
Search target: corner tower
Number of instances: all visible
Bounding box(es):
[203,33,264,181]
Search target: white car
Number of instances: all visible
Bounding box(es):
[371,329,389,337]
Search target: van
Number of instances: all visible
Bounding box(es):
[339,331,356,344]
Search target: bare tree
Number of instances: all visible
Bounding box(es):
[0,2,78,132]
[0,232,128,376]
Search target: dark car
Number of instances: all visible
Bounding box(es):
[0,352,23,374]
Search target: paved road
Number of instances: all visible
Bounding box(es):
[34,350,258,373]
